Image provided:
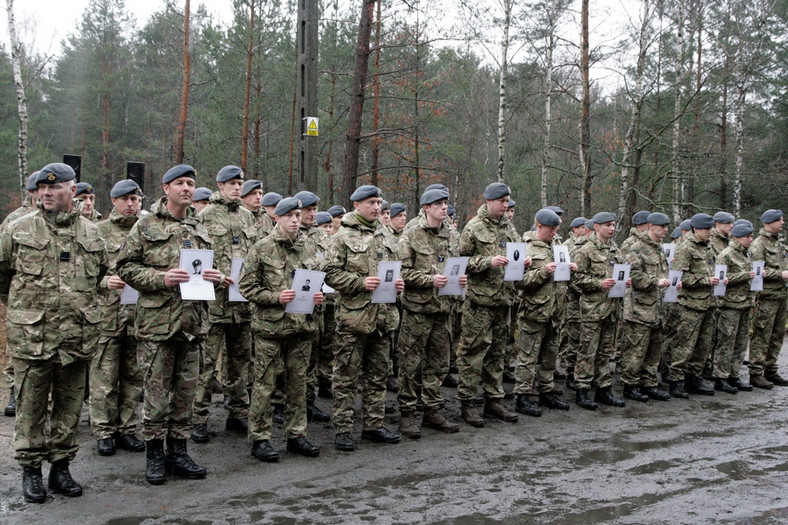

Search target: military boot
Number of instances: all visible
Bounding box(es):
[750,375,773,390]
[145,439,167,485]
[48,460,82,497]
[4,387,15,417]
[764,372,788,386]
[575,389,598,410]
[22,465,46,503]
[251,440,280,462]
[422,407,460,433]
[641,386,671,401]
[461,401,485,428]
[686,375,714,396]
[399,412,421,439]
[728,377,753,391]
[483,399,518,422]
[190,423,209,443]
[515,394,542,417]
[165,437,207,479]
[669,380,689,399]
[539,392,569,411]
[307,402,331,422]
[225,417,249,433]
[714,378,738,394]
[273,403,285,425]
[565,369,576,391]
[623,384,649,403]
[595,386,626,407]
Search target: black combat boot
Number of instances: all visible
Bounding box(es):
[4,387,15,417]
[728,377,753,391]
[286,437,320,457]
[565,368,576,391]
[595,386,626,407]
[623,384,649,402]
[273,403,285,425]
[97,437,116,456]
[515,394,542,417]
[307,402,331,422]
[669,380,689,399]
[714,378,737,394]
[225,417,249,433]
[115,433,145,452]
[145,439,167,485]
[251,440,280,462]
[641,386,671,401]
[575,388,598,410]
[48,460,82,497]
[165,437,207,479]
[190,423,209,443]
[686,375,715,396]
[22,465,46,503]
[441,374,459,388]
[539,392,570,411]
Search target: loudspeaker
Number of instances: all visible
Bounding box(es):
[127,162,145,194]
[63,154,82,183]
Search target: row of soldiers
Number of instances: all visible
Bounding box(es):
[1,162,786,505]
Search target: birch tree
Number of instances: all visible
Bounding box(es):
[5,0,28,197]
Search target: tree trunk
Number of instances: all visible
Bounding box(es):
[670,0,686,223]
[579,0,591,216]
[540,4,555,208]
[719,54,729,211]
[496,0,513,184]
[242,0,256,172]
[733,87,745,216]
[6,0,28,198]
[370,0,382,187]
[175,0,191,164]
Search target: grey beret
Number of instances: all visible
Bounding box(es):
[193,187,213,202]
[425,183,449,193]
[327,205,346,217]
[241,180,262,197]
[690,213,714,229]
[75,182,95,196]
[38,163,76,184]
[381,200,390,211]
[216,165,244,182]
[593,212,616,224]
[26,172,41,191]
[390,203,407,217]
[632,210,651,225]
[585,219,595,230]
[713,211,735,224]
[679,219,692,231]
[110,179,144,199]
[761,209,783,224]
[162,164,196,184]
[275,197,302,216]
[262,192,283,207]
[647,212,670,226]
[483,182,510,200]
[570,217,587,229]
[546,205,564,216]
[670,227,682,239]
[350,185,382,202]
[315,211,332,225]
[731,221,754,237]
[733,219,752,228]
[447,205,456,217]
[293,190,320,208]
[507,198,516,209]
[420,188,449,206]
[535,208,561,227]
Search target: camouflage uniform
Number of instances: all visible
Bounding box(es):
[663,233,715,381]
[250,209,275,237]
[570,234,625,390]
[239,226,318,441]
[558,233,588,373]
[713,241,752,380]
[116,197,212,441]
[301,224,331,404]
[619,227,647,254]
[620,233,669,388]
[748,229,788,378]
[709,229,729,258]
[457,204,518,402]
[324,211,400,434]
[192,192,256,425]
[89,209,143,441]
[0,203,107,467]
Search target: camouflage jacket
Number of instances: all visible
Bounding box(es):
[620,228,647,254]
[571,233,626,321]
[300,224,330,270]
[199,193,256,323]
[324,211,400,334]
[239,225,318,338]
[564,233,588,321]
[459,204,518,307]
[1,197,35,231]
[0,203,108,363]
[116,197,213,342]
[399,214,457,315]
[750,228,788,300]
[673,232,714,311]
[709,229,729,257]
[716,241,752,309]
[517,233,558,323]
[624,233,669,326]
[98,209,139,336]
[249,208,275,238]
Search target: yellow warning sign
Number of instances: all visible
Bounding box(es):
[306,117,319,137]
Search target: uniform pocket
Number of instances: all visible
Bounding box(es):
[6,309,45,356]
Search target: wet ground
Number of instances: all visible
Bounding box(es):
[1,337,787,524]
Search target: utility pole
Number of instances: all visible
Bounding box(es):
[297,0,319,191]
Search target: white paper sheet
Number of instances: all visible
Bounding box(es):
[713,264,727,296]
[608,263,631,298]
[504,242,527,281]
[228,257,247,302]
[751,261,765,292]
[371,261,402,304]
[179,249,215,301]
[439,256,469,296]
[553,245,571,281]
[119,285,139,305]
[664,270,683,303]
[286,269,325,314]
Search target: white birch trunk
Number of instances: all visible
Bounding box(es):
[670,0,686,223]
[733,87,745,217]
[496,0,513,183]
[6,0,28,199]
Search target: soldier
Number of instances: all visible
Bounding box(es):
[514,208,573,417]
[261,192,283,234]
[192,187,212,214]
[748,209,788,388]
[620,212,673,402]
[241,181,274,236]
[75,181,102,222]
[620,210,650,254]
[713,220,756,393]
[116,164,223,485]
[380,200,391,227]
[663,213,722,398]
[324,185,404,451]
[397,188,462,439]
[557,216,588,388]
[90,180,146,457]
[327,205,346,235]
[710,212,735,256]
[506,198,516,223]
[316,212,333,235]
[457,182,521,427]
[0,162,108,503]
[570,212,628,410]
[384,202,407,394]
[389,203,407,235]
[678,219,692,243]
[191,166,257,443]
[239,197,322,462]
[318,207,344,399]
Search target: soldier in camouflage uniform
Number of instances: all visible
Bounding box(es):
[192,187,212,214]
[570,212,628,410]
[239,197,322,462]
[327,205,346,235]
[457,182,520,427]
[90,180,146,457]
[241,181,276,237]
[710,212,734,257]
[513,209,573,417]
[557,216,588,390]
[620,213,673,402]
[319,206,348,399]
[396,189,461,439]
[116,164,224,485]
[662,213,721,398]
[712,220,756,393]
[748,209,788,388]
[191,166,257,443]
[0,163,108,503]
[324,185,403,452]
[75,182,102,222]
[619,210,650,254]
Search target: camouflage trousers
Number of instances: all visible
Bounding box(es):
[89,332,142,439]
[397,310,450,413]
[316,302,337,388]
[574,314,617,391]
[12,357,87,467]
[620,320,663,388]
[664,306,715,381]
[137,338,201,441]
[659,304,677,376]
[749,298,787,377]
[513,317,558,395]
[457,303,509,402]
[506,301,521,364]
[559,297,581,371]
[249,335,311,441]
[193,322,251,423]
[713,308,750,380]
[332,329,391,434]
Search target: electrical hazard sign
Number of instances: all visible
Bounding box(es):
[306,117,319,137]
